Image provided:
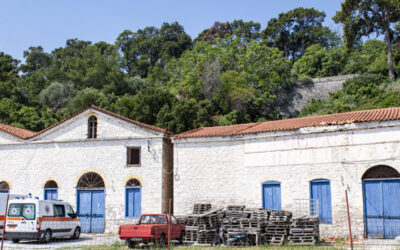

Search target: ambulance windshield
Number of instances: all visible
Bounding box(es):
[8,203,35,220]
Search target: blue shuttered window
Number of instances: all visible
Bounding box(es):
[262,181,282,210]
[126,187,141,218]
[310,179,332,224]
[44,188,58,200]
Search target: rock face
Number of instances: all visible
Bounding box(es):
[278,74,358,118]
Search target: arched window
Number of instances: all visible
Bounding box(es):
[77,172,105,189]
[44,180,58,200]
[88,116,97,139]
[0,181,10,193]
[310,179,332,224]
[125,178,141,218]
[362,165,400,179]
[262,181,281,210]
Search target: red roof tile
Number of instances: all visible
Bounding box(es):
[0,122,37,139]
[174,107,400,139]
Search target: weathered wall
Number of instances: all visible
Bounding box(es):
[0,109,167,233]
[278,74,358,118]
[173,121,400,238]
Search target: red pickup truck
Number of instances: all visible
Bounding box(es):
[119,214,185,248]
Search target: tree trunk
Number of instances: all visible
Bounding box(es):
[384,23,395,81]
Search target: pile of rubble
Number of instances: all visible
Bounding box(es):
[177,203,319,246]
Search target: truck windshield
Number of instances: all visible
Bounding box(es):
[8,203,35,220]
[140,215,166,224]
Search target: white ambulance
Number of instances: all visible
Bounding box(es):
[5,198,81,243]
[0,194,28,232]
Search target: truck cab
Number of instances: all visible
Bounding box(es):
[119,214,185,248]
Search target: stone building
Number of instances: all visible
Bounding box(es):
[173,107,400,239]
[0,105,173,233]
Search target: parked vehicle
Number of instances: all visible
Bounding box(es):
[119,214,185,248]
[0,194,28,232]
[5,198,80,243]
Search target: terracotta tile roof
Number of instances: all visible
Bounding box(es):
[0,122,37,139]
[0,105,171,140]
[174,107,400,139]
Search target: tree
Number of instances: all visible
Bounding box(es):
[19,46,52,74]
[39,81,75,112]
[195,20,261,43]
[263,8,340,60]
[333,0,400,80]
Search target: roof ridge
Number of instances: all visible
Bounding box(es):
[27,105,172,139]
[233,122,262,135]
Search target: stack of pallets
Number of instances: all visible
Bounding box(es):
[193,203,212,214]
[288,217,319,245]
[260,210,292,245]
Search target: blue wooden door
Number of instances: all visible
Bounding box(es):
[91,190,105,233]
[77,189,105,233]
[44,189,58,200]
[310,179,332,224]
[262,181,281,210]
[364,179,400,238]
[126,187,141,218]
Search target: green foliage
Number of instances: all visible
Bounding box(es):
[0,11,398,133]
[294,44,345,77]
[39,81,75,112]
[333,0,400,80]
[263,7,340,60]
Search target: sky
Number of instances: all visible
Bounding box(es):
[1,0,344,61]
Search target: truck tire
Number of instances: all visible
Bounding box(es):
[158,234,166,246]
[179,231,184,244]
[127,240,136,249]
[12,239,19,243]
[41,229,52,243]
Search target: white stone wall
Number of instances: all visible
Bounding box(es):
[173,121,400,238]
[0,109,167,233]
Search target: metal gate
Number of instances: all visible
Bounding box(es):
[363,179,400,238]
[77,189,105,233]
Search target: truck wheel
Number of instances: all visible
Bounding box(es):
[127,240,136,249]
[179,231,184,244]
[12,239,19,243]
[158,234,166,246]
[71,227,80,240]
[41,229,52,243]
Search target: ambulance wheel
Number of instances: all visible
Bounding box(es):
[71,227,81,240]
[41,229,52,243]
[12,239,19,243]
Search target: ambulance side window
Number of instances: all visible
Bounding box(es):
[66,205,75,218]
[54,204,65,217]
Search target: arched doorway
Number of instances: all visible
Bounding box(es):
[44,180,58,200]
[362,165,400,239]
[76,172,105,233]
[125,178,142,218]
[0,181,10,193]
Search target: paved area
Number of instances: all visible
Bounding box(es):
[1,233,124,249]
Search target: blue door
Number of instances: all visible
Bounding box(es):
[77,189,105,233]
[44,188,58,200]
[364,179,400,238]
[262,181,281,210]
[310,179,332,224]
[126,187,141,218]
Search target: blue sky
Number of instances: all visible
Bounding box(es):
[1,0,344,61]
